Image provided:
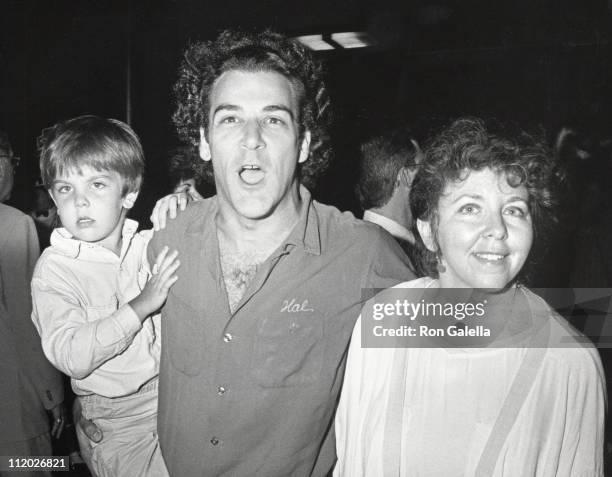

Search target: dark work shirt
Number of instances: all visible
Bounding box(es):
[149,188,414,476]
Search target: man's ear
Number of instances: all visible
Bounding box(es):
[416,218,437,252]
[122,190,139,210]
[396,167,410,189]
[297,131,311,164]
[199,127,211,162]
[411,140,425,165]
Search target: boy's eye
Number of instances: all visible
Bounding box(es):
[92,182,106,189]
[56,185,71,194]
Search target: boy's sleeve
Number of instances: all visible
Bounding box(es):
[31,270,143,380]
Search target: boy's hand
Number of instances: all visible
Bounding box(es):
[151,190,203,231]
[73,399,103,443]
[129,247,180,321]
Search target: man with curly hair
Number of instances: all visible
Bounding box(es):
[144,30,414,476]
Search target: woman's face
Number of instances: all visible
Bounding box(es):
[418,167,533,290]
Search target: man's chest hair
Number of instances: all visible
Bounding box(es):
[219,248,268,313]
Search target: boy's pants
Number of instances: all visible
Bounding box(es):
[76,378,168,477]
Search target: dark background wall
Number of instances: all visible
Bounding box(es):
[2,0,612,218]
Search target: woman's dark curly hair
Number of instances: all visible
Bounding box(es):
[172,29,332,189]
[410,117,558,281]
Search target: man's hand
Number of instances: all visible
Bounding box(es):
[129,246,180,321]
[72,399,103,443]
[151,190,203,231]
[49,403,66,439]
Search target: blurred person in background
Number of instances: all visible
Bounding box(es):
[0,130,66,477]
[356,128,421,270]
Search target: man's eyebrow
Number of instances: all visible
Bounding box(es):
[262,105,295,120]
[212,104,295,121]
[212,104,241,116]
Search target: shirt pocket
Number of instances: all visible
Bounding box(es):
[163,292,203,376]
[251,312,324,388]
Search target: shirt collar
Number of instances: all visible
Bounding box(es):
[363,210,415,244]
[283,185,321,256]
[50,218,139,261]
[188,187,321,256]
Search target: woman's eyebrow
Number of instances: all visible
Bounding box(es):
[450,193,483,204]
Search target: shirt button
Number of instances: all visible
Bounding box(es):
[223,333,233,343]
[217,386,226,395]
[210,437,220,446]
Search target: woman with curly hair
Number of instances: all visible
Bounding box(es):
[334,118,605,476]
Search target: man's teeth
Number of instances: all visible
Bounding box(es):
[239,165,265,185]
[475,253,505,261]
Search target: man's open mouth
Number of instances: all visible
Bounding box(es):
[239,164,265,185]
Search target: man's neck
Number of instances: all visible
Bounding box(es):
[367,197,414,244]
[216,189,304,257]
[373,192,412,229]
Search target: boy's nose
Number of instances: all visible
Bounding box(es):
[74,193,90,207]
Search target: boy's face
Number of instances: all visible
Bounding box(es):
[49,164,138,253]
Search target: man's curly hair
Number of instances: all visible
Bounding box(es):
[172,29,332,189]
[410,117,558,280]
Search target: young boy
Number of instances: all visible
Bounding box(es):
[31,115,178,477]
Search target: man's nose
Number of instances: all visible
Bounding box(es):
[241,121,265,150]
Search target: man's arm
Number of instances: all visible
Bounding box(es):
[362,228,416,293]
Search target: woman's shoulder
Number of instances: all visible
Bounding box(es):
[520,287,604,378]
